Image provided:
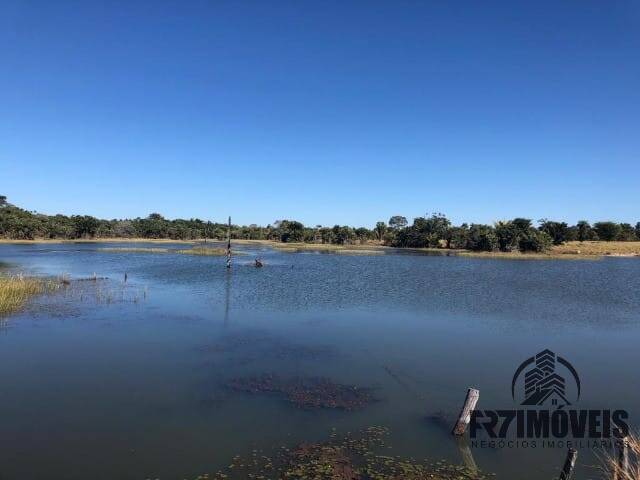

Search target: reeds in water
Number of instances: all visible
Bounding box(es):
[0,275,58,316]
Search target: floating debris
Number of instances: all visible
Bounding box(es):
[226,373,375,410]
[193,426,490,480]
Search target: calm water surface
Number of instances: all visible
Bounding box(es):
[1,242,639,480]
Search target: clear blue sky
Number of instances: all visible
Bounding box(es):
[2,1,639,227]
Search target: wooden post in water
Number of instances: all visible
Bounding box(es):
[226,216,232,269]
[452,388,479,435]
[559,448,577,480]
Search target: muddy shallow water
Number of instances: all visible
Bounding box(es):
[0,242,639,479]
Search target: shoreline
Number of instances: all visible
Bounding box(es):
[1,238,638,259]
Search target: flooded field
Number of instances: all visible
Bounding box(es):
[0,242,638,479]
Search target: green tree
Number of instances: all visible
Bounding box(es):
[72,215,99,238]
[374,222,387,241]
[388,216,408,230]
[494,221,518,252]
[519,229,552,252]
[618,223,636,241]
[354,227,371,243]
[593,222,621,241]
[414,213,451,248]
[276,220,305,243]
[331,225,354,245]
[446,224,469,249]
[576,221,592,242]
[538,219,569,245]
[465,224,498,251]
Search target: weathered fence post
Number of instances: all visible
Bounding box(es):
[559,448,577,480]
[452,388,480,435]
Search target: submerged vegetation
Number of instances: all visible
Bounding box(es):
[0,275,58,316]
[98,247,170,254]
[1,195,639,255]
[195,426,488,480]
[98,246,230,256]
[226,374,375,410]
[176,247,227,256]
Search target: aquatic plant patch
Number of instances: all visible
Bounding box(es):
[226,373,375,410]
[191,426,490,480]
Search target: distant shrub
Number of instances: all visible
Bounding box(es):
[519,229,552,253]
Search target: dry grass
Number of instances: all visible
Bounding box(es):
[456,251,590,260]
[552,241,640,257]
[456,241,640,260]
[604,436,639,480]
[0,275,58,316]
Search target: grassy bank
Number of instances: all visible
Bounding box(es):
[0,276,58,316]
[551,241,640,257]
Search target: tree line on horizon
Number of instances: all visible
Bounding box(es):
[1,195,639,253]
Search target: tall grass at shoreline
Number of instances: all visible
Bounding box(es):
[604,436,640,480]
[0,275,58,316]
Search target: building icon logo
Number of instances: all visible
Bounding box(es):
[470,349,629,443]
[511,349,581,409]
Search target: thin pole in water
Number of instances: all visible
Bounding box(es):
[226,216,232,269]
